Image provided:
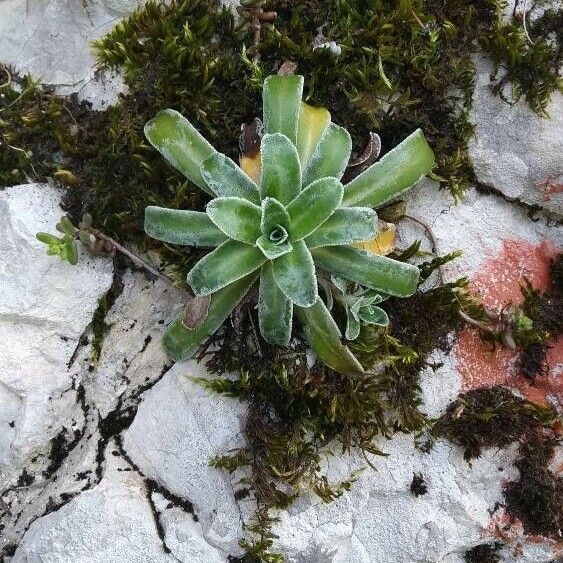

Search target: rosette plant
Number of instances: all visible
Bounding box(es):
[144,75,434,373]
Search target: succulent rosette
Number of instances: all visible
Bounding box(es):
[144,75,434,373]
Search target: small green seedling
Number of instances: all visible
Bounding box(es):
[144,74,434,373]
[36,216,78,265]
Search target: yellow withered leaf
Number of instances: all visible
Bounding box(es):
[240,153,261,184]
[296,102,330,167]
[354,220,396,256]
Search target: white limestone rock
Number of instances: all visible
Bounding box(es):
[12,475,172,563]
[11,446,223,563]
[271,436,519,563]
[0,0,145,108]
[396,180,563,282]
[0,183,113,489]
[117,359,527,562]
[469,55,563,215]
[123,361,247,556]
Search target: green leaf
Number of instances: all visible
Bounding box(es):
[358,306,389,326]
[64,237,78,265]
[201,153,260,204]
[302,123,351,186]
[163,273,258,361]
[272,240,317,307]
[36,232,61,245]
[312,246,420,297]
[59,216,75,236]
[261,197,291,234]
[263,74,304,145]
[145,206,227,247]
[304,208,377,248]
[206,197,261,244]
[345,311,361,340]
[260,133,301,205]
[256,235,293,259]
[295,298,364,374]
[258,262,293,346]
[144,109,216,195]
[342,129,435,208]
[187,239,266,295]
[286,177,343,240]
[296,102,330,170]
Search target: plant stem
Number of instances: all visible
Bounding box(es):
[458,310,497,335]
[87,227,186,292]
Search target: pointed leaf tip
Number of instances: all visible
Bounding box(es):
[342,129,435,208]
[144,109,216,195]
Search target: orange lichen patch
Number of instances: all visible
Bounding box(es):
[455,239,562,407]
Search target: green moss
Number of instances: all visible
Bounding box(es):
[479,0,563,115]
[435,386,561,542]
[0,75,92,187]
[90,264,125,363]
[254,0,561,197]
[464,542,502,563]
[519,254,562,379]
[433,386,556,460]
[2,0,561,237]
[504,431,563,540]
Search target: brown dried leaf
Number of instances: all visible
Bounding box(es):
[182,294,211,330]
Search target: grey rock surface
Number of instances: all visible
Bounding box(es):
[469,55,563,216]
[0,0,144,107]
[0,183,113,490]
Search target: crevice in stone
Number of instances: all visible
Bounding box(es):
[473,180,562,224]
[145,485,173,555]
[111,435,200,557]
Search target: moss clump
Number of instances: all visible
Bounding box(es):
[433,386,556,460]
[520,253,563,379]
[0,75,97,188]
[254,0,562,198]
[436,386,562,541]
[504,431,563,540]
[464,542,502,563]
[2,0,561,247]
[479,0,563,115]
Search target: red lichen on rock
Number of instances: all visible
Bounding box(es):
[455,239,562,407]
[536,176,563,202]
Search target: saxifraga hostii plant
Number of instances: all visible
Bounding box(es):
[143,74,434,372]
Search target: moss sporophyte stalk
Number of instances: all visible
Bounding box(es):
[142,74,434,372]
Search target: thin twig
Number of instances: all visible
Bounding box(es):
[410,8,425,29]
[61,102,79,126]
[522,0,534,44]
[88,228,184,291]
[401,213,444,285]
[458,310,496,335]
[0,64,11,89]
